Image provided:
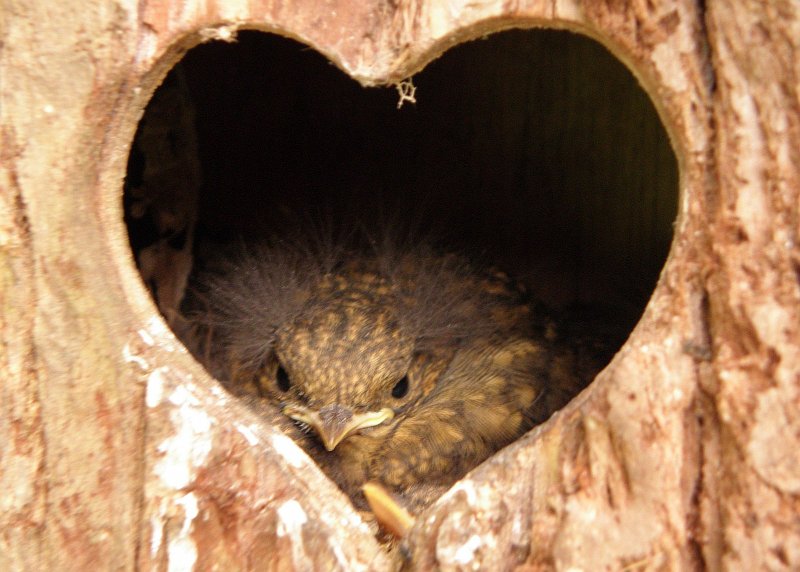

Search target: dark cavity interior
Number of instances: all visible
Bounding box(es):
[125,28,678,405]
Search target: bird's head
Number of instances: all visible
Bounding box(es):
[256,271,421,451]
[210,243,490,453]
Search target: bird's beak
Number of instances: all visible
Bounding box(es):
[284,404,395,451]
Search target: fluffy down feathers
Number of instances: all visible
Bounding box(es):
[186,226,606,510]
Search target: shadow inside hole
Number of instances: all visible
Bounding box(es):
[125,29,678,512]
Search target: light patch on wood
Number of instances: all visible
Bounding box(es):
[277,499,308,535]
[146,367,167,407]
[138,323,156,347]
[137,26,158,65]
[552,2,582,20]
[150,501,165,557]
[446,479,498,509]
[145,314,170,341]
[748,388,800,494]
[751,302,799,375]
[453,534,483,565]
[154,385,213,489]
[199,23,240,42]
[277,499,309,566]
[422,0,497,40]
[167,493,199,572]
[652,37,688,94]
[123,341,149,370]
[271,432,309,468]
[435,516,498,568]
[235,422,260,446]
[669,387,684,404]
[1,456,38,511]
[137,314,185,359]
[565,496,598,523]
[314,488,374,541]
[207,381,229,400]
[731,89,769,245]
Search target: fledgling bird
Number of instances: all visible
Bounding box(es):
[191,232,598,511]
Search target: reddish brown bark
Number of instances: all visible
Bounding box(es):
[1,0,797,570]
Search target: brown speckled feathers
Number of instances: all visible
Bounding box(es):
[186,229,610,510]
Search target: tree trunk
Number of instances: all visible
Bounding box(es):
[1,0,797,570]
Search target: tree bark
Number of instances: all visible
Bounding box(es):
[1,0,797,570]
[704,2,800,569]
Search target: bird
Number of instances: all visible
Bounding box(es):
[187,227,606,514]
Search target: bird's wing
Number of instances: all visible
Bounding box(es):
[375,336,551,489]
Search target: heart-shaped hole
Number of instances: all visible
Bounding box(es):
[125,27,677,534]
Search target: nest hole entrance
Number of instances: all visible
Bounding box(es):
[124,28,678,511]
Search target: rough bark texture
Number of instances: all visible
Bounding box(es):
[0,1,798,571]
[704,2,800,569]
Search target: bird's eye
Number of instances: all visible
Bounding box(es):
[276,365,291,392]
[391,376,409,399]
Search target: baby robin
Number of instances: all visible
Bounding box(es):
[190,230,604,513]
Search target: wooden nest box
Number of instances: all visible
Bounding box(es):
[2,1,799,570]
